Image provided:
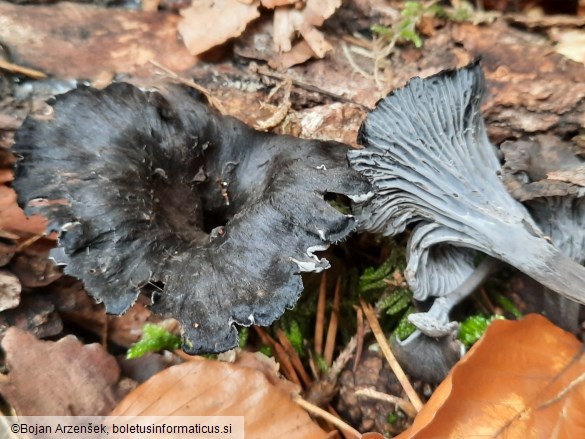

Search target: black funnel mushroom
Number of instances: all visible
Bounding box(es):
[348,60,585,311]
[12,82,370,354]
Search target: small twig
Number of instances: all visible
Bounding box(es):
[315,272,327,356]
[341,34,375,50]
[148,60,226,114]
[173,350,206,362]
[254,66,371,110]
[307,350,320,381]
[342,43,375,81]
[327,405,355,439]
[254,78,292,131]
[305,336,357,407]
[480,287,497,314]
[0,59,46,79]
[360,298,424,412]
[353,307,365,374]
[324,276,341,366]
[355,387,417,418]
[293,396,361,439]
[253,326,301,385]
[276,328,312,387]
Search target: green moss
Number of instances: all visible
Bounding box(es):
[495,294,523,318]
[394,307,418,341]
[458,314,504,348]
[126,323,181,359]
[284,320,304,355]
[238,327,249,348]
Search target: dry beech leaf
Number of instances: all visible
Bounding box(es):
[179,0,260,56]
[0,328,122,415]
[0,2,193,80]
[396,314,585,439]
[268,40,315,70]
[112,358,329,439]
[272,0,340,58]
[0,185,47,237]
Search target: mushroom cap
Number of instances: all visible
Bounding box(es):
[13,82,371,354]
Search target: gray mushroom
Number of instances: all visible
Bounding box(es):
[348,61,585,310]
[501,135,585,331]
[12,82,371,354]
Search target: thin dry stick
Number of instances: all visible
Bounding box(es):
[294,396,361,439]
[255,66,371,110]
[360,298,424,412]
[353,307,364,374]
[324,276,341,366]
[253,326,301,385]
[307,350,320,381]
[276,328,312,387]
[0,59,46,79]
[315,272,327,356]
[173,350,206,362]
[254,78,292,131]
[148,60,226,114]
[355,387,417,418]
[341,43,375,80]
[327,405,354,439]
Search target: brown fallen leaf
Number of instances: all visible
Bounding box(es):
[0,2,193,81]
[269,40,316,70]
[0,186,47,237]
[273,0,340,59]
[0,328,122,415]
[112,357,331,439]
[178,0,260,56]
[396,314,585,438]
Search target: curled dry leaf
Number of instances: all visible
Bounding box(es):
[0,327,122,415]
[396,315,585,439]
[178,0,260,56]
[273,0,340,59]
[112,358,330,439]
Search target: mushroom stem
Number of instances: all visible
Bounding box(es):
[408,257,501,338]
[493,226,585,305]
